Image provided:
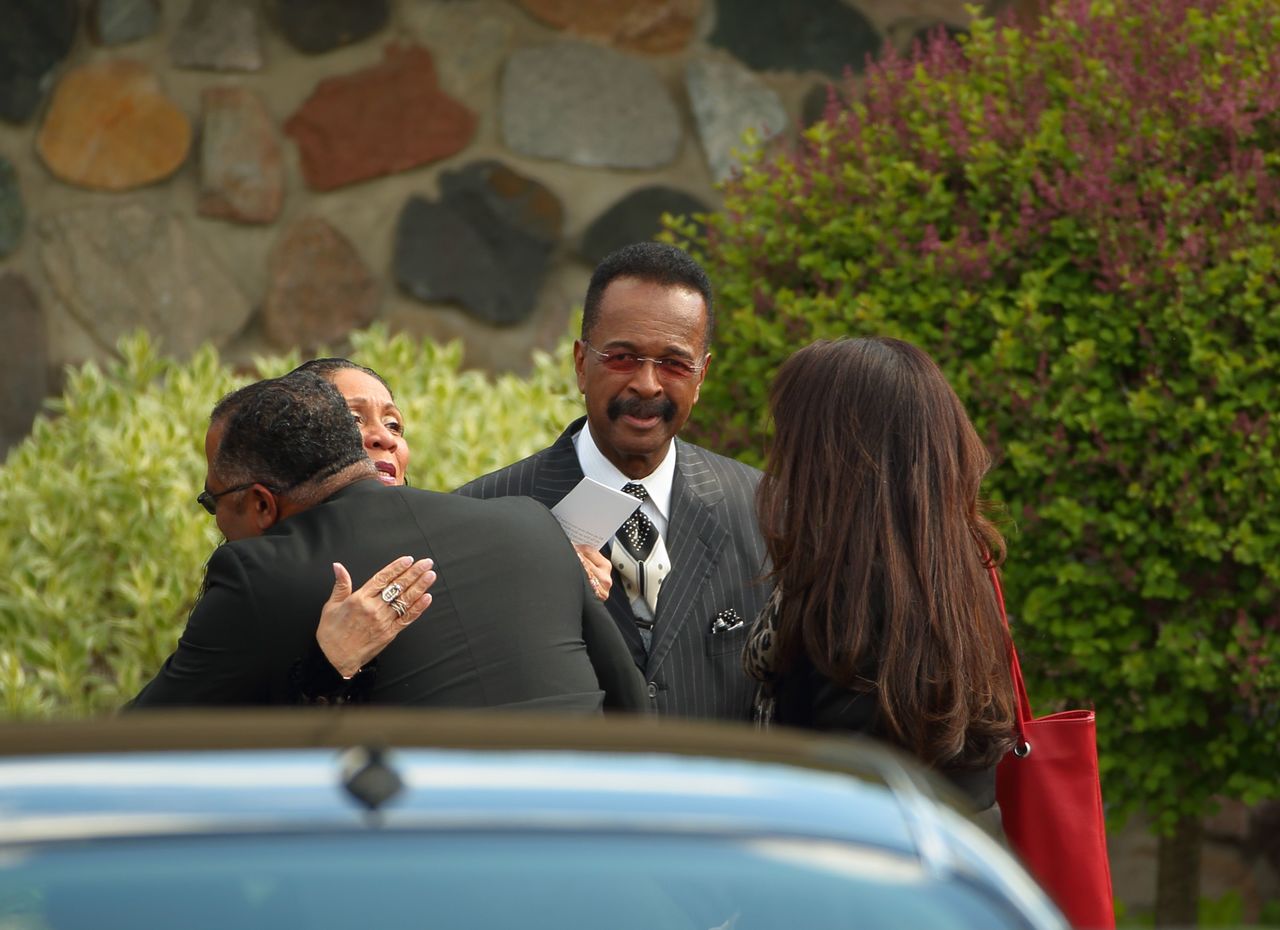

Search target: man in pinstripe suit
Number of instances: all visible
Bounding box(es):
[457,243,769,720]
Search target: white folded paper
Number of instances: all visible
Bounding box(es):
[550,476,640,549]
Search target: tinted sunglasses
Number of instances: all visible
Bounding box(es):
[582,340,705,381]
[197,482,277,515]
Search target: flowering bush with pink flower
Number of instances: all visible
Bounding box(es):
[679,0,1280,880]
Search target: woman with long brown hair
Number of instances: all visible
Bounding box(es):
[745,336,1016,814]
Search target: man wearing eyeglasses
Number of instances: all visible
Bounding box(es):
[457,242,769,721]
[131,371,645,711]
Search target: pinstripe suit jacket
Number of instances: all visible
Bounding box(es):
[456,417,770,720]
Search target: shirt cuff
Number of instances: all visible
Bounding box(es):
[289,645,377,705]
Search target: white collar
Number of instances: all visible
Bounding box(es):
[573,421,677,521]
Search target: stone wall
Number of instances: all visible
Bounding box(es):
[0,0,979,454]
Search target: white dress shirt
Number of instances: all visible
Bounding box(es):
[573,423,675,537]
[573,423,677,624]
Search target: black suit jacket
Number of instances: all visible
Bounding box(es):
[132,479,646,712]
[456,418,770,720]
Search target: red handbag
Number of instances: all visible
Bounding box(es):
[991,568,1116,929]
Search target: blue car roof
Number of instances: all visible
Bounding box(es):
[0,709,936,847]
[0,711,1067,930]
[0,746,918,850]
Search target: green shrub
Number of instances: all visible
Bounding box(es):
[0,326,583,717]
[677,0,1280,832]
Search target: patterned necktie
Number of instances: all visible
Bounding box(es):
[613,482,669,631]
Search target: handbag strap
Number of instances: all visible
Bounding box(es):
[989,566,1033,741]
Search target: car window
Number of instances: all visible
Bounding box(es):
[0,830,1035,930]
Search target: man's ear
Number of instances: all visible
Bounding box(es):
[573,338,588,394]
[248,485,281,532]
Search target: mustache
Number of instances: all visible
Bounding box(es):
[608,396,677,422]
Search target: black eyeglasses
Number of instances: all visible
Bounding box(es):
[197,482,273,515]
[582,340,705,381]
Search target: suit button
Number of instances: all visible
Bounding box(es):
[647,682,658,699]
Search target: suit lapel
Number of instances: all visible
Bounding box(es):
[645,441,727,676]
[527,418,589,510]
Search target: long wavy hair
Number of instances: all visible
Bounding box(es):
[757,337,1015,769]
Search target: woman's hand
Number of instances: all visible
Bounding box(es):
[575,544,613,602]
[317,556,436,678]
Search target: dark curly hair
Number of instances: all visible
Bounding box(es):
[582,242,714,348]
[209,372,367,493]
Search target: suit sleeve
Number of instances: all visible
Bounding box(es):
[127,546,272,707]
[582,587,650,714]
